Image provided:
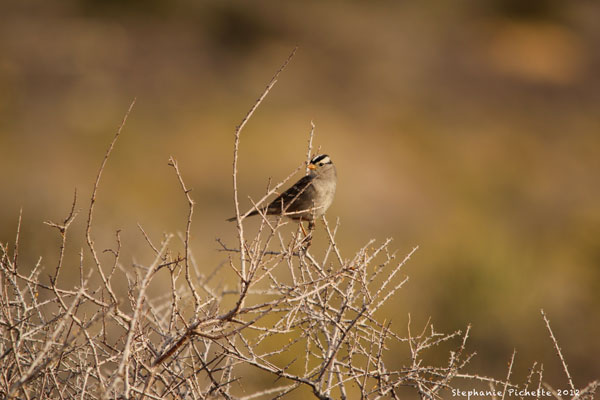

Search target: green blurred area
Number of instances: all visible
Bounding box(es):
[1,0,599,389]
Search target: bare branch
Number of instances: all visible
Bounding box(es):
[541,309,575,392]
[168,156,201,312]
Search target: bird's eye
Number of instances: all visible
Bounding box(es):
[319,163,323,166]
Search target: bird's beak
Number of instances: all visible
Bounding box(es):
[308,164,316,170]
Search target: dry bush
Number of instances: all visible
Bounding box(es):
[1,50,598,400]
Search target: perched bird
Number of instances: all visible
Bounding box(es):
[228,154,337,231]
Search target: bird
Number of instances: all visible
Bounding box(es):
[227,154,337,232]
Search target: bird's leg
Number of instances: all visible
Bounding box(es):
[299,221,308,237]
[304,220,316,250]
[298,219,314,250]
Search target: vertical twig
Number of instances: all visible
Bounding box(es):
[13,207,23,271]
[232,47,297,279]
[306,121,315,173]
[86,98,136,309]
[501,350,516,400]
[168,156,201,312]
[44,189,78,284]
[541,309,575,391]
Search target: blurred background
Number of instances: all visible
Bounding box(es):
[1,0,599,391]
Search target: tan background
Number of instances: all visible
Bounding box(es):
[1,0,599,386]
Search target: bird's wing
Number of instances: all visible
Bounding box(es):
[266,175,314,214]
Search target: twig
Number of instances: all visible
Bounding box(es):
[306,121,315,173]
[13,207,23,271]
[541,309,575,392]
[44,188,79,284]
[85,98,136,312]
[501,350,516,400]
[232,46,298,279]
[168,156,201,312]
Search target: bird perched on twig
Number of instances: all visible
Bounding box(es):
[228,154,337,233]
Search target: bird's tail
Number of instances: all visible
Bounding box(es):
[226,209,260,222]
